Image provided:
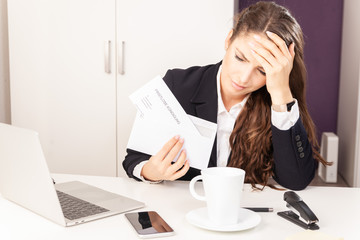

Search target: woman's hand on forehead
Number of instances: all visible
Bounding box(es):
[248,31,295,105]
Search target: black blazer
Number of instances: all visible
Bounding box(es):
[123,62,316,190]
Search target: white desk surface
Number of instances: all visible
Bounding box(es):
[0,174,359,240]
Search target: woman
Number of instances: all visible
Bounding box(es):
[123,1,328,190]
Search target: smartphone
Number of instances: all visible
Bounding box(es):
[125,211,175,238]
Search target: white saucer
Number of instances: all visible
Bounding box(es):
[186,207,261,232]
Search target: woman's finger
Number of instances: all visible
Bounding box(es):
[163,137,184,165]
[265,31,292,60]
[253,33,285,60]
[289,42,296,59]
[248,42,272,71]
[155,136,180,160]
[169,160,190,181]
[249,41,277,67]
[168,149,187,173]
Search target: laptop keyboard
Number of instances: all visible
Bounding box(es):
[56,190,109,220]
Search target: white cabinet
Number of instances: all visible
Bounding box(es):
[337,0,360,187]
[8,0,118,176]
[8,0,234,176]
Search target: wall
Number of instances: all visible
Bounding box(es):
[239,0,344,140]
[337,0,360,187]
[0,0,11,124]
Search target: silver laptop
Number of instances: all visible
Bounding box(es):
[0,123,144,226]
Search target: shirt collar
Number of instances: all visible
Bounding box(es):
[216,65,249,115]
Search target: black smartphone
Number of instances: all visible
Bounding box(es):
[125,211,175,238]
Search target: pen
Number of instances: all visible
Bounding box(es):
[245,207,274,212]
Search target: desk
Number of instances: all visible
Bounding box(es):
[0,174,359,239]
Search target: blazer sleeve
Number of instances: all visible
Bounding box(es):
[271,118,317,190]
[122,149,151,181]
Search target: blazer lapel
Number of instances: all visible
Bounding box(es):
[190,62,221,123]
[190,61,221,167]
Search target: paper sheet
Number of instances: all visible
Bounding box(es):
[127,76,217,170]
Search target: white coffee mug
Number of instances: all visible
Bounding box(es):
[189,167,245,226]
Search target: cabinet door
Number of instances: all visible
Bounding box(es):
[8,0,117,176]
[116,0,234,176]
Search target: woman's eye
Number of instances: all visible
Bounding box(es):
[235,55,244,62]
[258,69,266,76]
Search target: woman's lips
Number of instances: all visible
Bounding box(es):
[231,81,245,90]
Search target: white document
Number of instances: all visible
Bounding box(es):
[127,76,217,170]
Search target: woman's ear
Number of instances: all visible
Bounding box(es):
[225,29,233,50]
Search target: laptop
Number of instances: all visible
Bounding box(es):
[0,123,144,226]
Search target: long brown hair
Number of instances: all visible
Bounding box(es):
[227,1,329,189]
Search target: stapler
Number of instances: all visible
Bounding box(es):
[277,191,319,230]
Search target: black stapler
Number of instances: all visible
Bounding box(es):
[277,191,319,230]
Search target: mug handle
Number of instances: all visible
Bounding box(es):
[189,175,206,201]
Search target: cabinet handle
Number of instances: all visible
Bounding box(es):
[104,40,111,73]
[118,41,125,75]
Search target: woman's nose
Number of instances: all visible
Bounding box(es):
[237,68,252,84]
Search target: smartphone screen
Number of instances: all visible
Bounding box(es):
[125,211,174,238]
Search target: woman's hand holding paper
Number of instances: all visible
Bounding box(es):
[141,136,190,181]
